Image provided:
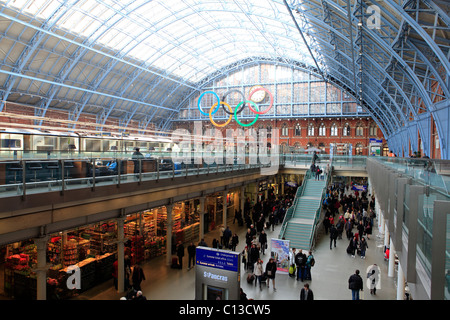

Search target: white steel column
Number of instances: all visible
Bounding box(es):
[388,238,395,278]
[384,224,390,249]
[223,189,227,228]
[117,215,126,293]
[34,235,49,300]
[240,185,245,214]
[397,262,405,300]
[199,196,205,241]
[166,202,174,266]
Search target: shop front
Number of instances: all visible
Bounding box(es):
[0,200,200,300]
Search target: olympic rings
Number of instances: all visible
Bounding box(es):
[221,89,247,115]
[209,101,233,127]
[234,100,259,127]
[197,86,273,127]
[197,91,220,116]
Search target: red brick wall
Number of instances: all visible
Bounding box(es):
[175,117,386,156]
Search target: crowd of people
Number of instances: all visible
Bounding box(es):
[115,174,385,300]
[240,187,297,293]
[321,181,380,300]
[322,182,376,258]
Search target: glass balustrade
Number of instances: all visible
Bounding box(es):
[0,153,275,198]
[0,152,449,199]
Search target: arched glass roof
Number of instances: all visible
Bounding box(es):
[4,0,319,82]
[0,0,448,157]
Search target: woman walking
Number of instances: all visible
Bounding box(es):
[265,258,277,291]
[253,258,264,290]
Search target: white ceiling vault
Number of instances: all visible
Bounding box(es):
[0,0,448,157]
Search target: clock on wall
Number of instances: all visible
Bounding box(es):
[249,85,266,103]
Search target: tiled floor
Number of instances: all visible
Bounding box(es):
[76,213,398,301]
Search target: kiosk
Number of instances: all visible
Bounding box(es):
[195,247,241,300]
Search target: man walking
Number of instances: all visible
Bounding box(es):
[187,242,196,270]
[329,224,338,249]
[348,269,364,300]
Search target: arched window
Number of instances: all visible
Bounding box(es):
[281,123,289,136]
[330,123,338,136]
[319,123,326,136]
[343,123,351,136]
[369,124,377,136]
[308,124,315,136]
[294,123,301,136]
[266,124,272,138]
[356,123,364,136]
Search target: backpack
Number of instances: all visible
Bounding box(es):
[310,257,315,267]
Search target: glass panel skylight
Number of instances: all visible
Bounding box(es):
[3,0,323,83]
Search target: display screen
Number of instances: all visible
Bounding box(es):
[196,247,239,272]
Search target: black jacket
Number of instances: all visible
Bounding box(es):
[330,226,338,240]
[300,288,314,300]
[259,232,267,245]
[348,273,363,290]
[187,244,196,256]
[177,243,185,257]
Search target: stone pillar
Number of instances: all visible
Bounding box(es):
[34,235,49,300]
[166,202,174,266]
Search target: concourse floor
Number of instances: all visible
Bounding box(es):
[77,214,398,301]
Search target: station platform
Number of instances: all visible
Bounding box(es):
[75,214,397,301]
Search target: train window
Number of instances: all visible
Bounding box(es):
[86,139,101,151]
[1,139,21,148]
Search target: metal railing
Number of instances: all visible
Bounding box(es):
[0,155,271,198]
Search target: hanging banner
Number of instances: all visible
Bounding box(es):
[270,238,290,274]
[352,184,368,192]
[285,181,298,187]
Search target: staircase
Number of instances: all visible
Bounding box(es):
[282,177,327,250]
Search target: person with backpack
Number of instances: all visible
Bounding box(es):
[295,249,306,281]
[305,251,315,280]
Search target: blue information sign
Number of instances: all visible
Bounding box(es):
[196,247,240,272]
